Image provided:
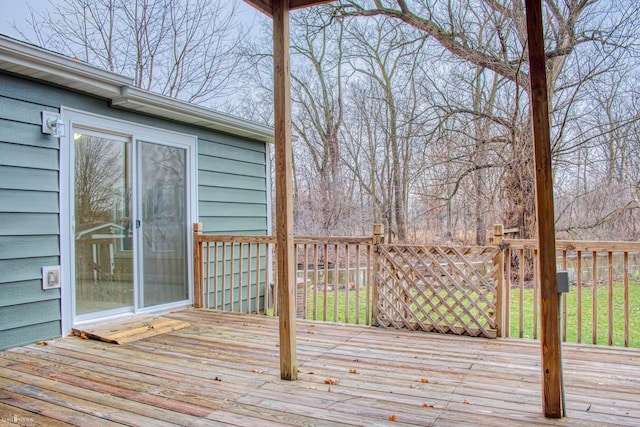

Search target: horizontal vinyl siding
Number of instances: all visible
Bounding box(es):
[0,70,270,349]
[0,322,61,351]
[0,73,62,350]
[198,136,269,235]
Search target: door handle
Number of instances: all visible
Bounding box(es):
[136,220,141,229]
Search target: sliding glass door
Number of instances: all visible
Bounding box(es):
[74,131,134,316]
[139,141,188,307]
[71,122,192,321]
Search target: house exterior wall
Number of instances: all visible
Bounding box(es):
[0,71,269,350]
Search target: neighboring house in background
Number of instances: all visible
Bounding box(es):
[0,35,273,350]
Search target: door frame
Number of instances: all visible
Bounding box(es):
[59,107,198,335]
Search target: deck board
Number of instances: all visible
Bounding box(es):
[0,309,638,426]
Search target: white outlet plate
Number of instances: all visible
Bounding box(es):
[42,265,61,290]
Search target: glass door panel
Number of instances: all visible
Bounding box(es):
[74,132,134,316]
[139,141,189,307]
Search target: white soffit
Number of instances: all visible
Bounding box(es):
[112,86,274,143]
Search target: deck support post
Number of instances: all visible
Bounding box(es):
[273,0,298,381]
[193,222,204,309]
[492,224,504,337]
[371,224,384,326]
[524,0,562,418]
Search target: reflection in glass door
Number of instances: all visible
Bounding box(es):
[139,141,189,307]
[74,132,134,316]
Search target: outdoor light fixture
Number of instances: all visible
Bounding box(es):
[41,111,66,138]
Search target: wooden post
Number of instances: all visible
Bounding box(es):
[273,0,297,381]
[525,0,562,418]
[371,224,384,326]
[492,224,504,338]
[193,222,204,308]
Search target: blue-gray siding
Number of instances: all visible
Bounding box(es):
[0,71,269,350]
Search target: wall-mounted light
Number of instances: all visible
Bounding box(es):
[42,111,66,138]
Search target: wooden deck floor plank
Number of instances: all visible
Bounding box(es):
[0,389,119,427]
[0,367,229,427]
[235,394,403,427]
[0,350,250,409]
[0,401,75,426]
[23,343,290,404]
[72,316,190,344]
[1,310,639,426]
[48,338,273,388]
[0,378,170,427]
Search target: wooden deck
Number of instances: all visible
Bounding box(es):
[0,310,638,426]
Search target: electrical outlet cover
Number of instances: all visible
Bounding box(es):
[42,266,61,290]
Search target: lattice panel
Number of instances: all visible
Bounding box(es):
[374,244,500,338]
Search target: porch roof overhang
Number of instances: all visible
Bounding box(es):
[244,0,561,419]
[0,34,274,143]
[244,0,336,17]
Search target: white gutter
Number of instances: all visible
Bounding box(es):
[0,36,131,98]
[112,86,274,143]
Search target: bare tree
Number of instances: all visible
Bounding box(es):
[289,7,348,234]
[22,0,248,106]
[337,0,639,238]
[343,18,429,241]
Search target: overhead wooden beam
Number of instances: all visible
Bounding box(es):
[273,0,298,381]
[244,0,336,16]
[290,0,336,10]
[243,0,272,16]
[524,0,562,418]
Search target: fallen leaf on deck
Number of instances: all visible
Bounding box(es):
[80,332,88,340]
[420,378,429,383]
[324,378,339,385]
[422,403,434,408]
[214,376,222,382]
[49,373,57,379]
[349,369,357,374]
[462,399,470,404]
[250,368,265,374]
[307,330,316,334]
[36,341,48,346]
[388,414,397,421]
[147,325,155,330]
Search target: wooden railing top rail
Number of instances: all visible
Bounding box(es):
[195,235,276,244]
[503,239,640,253]
[194,234,375,245]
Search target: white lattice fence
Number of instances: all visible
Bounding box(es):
[373,244,501,338]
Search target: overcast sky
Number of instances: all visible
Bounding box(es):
[0,0,263,42]
[0,0,46,39]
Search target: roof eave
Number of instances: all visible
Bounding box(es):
[112,86,274,143]
[0,35,274,143]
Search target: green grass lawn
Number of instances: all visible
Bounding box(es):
[508,281,640,348]
[302,288,372,325]
[272,280,640,349]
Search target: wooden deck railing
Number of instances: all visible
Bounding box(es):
[194,223,639,347]
[501,238,640,347]
[193,223,376,325]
